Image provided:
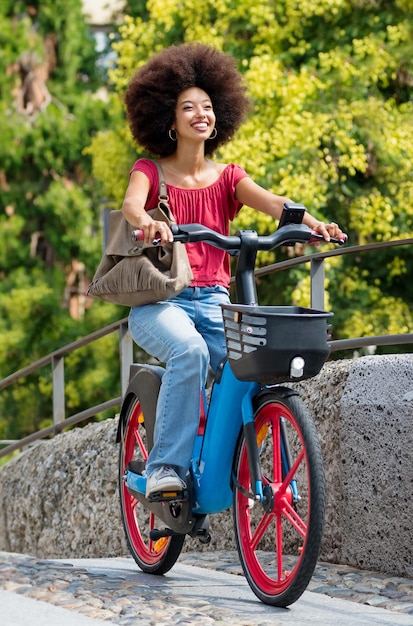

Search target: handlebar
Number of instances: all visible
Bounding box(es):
[131,222,347,305]
[131,222,347,252]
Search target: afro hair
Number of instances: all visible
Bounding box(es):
[125,43,251,157]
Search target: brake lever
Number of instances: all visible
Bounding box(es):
[309,231,348,245]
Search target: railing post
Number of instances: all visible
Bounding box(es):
[310,258,325,310]
[52,355,65,428]
[120,321,134,396]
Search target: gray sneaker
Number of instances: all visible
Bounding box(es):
[145,465,186,499]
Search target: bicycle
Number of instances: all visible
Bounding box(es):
[117,206,346,607]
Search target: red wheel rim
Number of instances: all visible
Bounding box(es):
[235,402,311,594]
[121,401,172,563]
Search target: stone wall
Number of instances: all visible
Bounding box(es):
[0,354,412,577]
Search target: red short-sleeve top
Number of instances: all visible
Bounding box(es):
[130,158,249,288]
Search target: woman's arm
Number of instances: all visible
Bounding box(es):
[121,170,173,245]
[235,176,344,241]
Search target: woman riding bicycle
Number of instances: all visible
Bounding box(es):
[121,43,345,499]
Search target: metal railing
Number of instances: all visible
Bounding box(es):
[1,239,412,459]
[0,318,132,457]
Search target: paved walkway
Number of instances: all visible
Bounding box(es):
[1,550,412,625]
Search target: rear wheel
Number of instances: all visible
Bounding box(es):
[118,395,185,574]
[233,392,325,607]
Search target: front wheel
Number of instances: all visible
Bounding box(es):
[233,391,325,607]
[118,394,185,574]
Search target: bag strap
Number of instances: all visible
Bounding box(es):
[152,161,169,208]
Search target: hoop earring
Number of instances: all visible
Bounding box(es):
[208,128,217,140]
[168,129,177,141]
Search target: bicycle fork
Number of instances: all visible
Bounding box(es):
[280,416,300,504]
[237,387,300,506]
[239,387,265,503]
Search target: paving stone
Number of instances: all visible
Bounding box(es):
[1,549,412,625]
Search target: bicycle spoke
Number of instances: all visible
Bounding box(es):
[282,499,307,537]
[276,511,284,581]
[281,449,305,493]
[250,508,274,550]
[135,428,148,461]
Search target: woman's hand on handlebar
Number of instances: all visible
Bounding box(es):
[134,215,173,246]
[309,220,347,244]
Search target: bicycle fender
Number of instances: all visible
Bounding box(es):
[252,385,299,411]
[115,364,164,444]
[116,391,135,444]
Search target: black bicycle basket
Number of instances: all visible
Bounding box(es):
[221,304,333,384]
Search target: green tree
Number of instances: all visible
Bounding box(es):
[88,0,413,344]
[0,2,126,441]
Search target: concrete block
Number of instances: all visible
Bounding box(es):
[339,354,413,577]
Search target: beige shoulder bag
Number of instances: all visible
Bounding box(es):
[86,162,193,306]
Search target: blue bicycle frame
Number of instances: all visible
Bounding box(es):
[191,362,260,514]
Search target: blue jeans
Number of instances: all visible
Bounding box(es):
[128,286,230,479]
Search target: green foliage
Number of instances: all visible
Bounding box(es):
[0,261,126,440]
[84,103,136,208]
[0,2,127,443]
[0,270,63,374]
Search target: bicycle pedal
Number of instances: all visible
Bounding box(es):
[147,489,188,503]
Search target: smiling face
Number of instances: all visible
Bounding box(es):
[172,87,216,142]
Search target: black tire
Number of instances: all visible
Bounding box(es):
[233,391,325,607]
[118,395,185,574]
